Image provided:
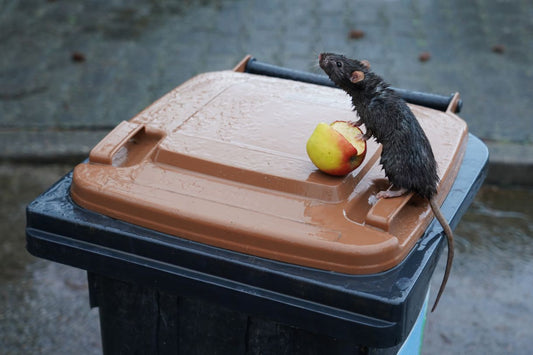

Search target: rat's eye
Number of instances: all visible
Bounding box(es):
[336,61,342,68]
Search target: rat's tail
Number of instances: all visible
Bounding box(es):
[429,198,454,312]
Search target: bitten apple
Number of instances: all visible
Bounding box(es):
[306,121,366,176]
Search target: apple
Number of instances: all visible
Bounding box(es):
[306,121,367,176]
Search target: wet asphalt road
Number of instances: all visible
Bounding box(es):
[1,164,532,354]
[0,165,101,355]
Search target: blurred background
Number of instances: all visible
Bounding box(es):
[1,0,532,353]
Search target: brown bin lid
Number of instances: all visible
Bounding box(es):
[70,68,467,274]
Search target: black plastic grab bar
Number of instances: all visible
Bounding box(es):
[245,57,462,113]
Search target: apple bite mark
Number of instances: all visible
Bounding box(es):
[330,121,366,158]
[306,121,367,176]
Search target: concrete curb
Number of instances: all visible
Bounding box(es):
[483,141,533,187]
[1,130,531,187]
[0,130,109,165]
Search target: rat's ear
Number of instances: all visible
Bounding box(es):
[350,71,365,83]
[360,60,371,69]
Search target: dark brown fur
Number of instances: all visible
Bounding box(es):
[319,52,453,312]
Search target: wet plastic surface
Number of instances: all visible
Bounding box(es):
[26,133,487,349]
[70,70,468,275]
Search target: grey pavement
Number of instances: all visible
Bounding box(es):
[1,0,533,184]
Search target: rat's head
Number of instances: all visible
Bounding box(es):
[318,53,370,89]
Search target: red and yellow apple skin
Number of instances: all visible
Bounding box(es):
[306,121,367,176]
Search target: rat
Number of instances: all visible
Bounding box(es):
[318,52,454,312]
